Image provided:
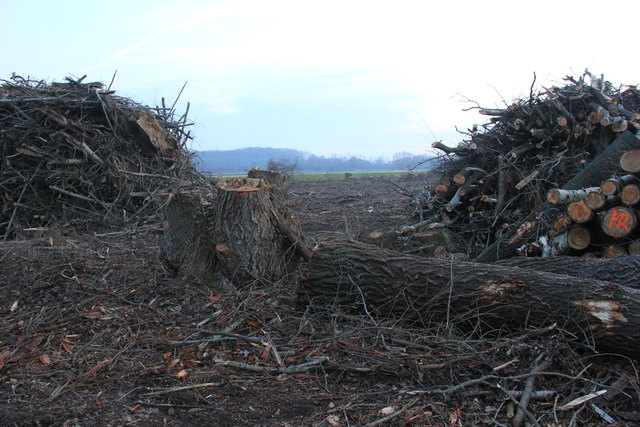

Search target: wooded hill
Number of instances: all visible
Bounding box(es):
[195,147,431,174]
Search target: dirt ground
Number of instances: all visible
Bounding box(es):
[1,175,639,426]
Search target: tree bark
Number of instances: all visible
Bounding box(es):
[299,236,640,357]
[496,254,640,289]
[160,177,308,287]
[247,168,288,202]
[547,187,599,205]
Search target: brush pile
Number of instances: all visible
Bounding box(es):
[408,71,640,261]
[0,74,203,238]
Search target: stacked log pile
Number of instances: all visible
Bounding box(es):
[0,74,201,238]
[407,71,640,261]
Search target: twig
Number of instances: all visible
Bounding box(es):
[94,88,117,136]
[4,160,43,240]
[107,69,117,91]
[496,383,541,427]
[61,132,105,165]
[214,356,328,374]
[174,331,266,345]
[264,331,285,369]
[364,398,418,427]
[423,323,556,369]
[50,185,95,203]
[169,81,188,117]
[142,381,224,396]
[513,354,550,427]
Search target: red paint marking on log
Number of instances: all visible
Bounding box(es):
[608,208,631,232]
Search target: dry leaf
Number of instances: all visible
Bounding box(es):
[167,358,180,371]
[558,390,607,410]
[0,349,10,370]
[259,345,271,361]
[73,359,110,382]
[208,291,222,304]
[128,403,141,412]
[326,415,340,427]
[39,354,51,365]
[172,369,188,379]
[379,406,395,415]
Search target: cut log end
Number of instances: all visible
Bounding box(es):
[585,191,606,210]
[567,226,591,250]
[601,206,638,238]
[567,200,593,223]
[620,149,640,173]
[620,184,640,206]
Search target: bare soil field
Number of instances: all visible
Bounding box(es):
[1,175,638,426]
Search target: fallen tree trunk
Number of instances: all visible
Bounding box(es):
[299,236,640,357]
[496,255,640,289]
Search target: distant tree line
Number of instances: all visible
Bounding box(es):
[195,147,431,174]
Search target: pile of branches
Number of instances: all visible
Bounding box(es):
[0,74,203,238]
[408,71,640,260]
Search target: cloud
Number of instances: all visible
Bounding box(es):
[82,2,241,74]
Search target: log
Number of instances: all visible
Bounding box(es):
[496,254,640,289]
[604,245,629,258]
[567,200,593,223]
[434,184,450,198]
[620,149,640,173]
[584,191,606,210]
[431,141,473,156]
[538,232,569,256]
[628,240,640,255]
[474,131,640,262]
[600,174,637,196]
[612,117,629,133]
[601,206,637,238]
[562,131,640,189]
[160,177,308,287]
[299,237,640,357]
[567,225,591,250]
[620,184,640,206]
[547,187,599,205]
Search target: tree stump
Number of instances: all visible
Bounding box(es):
[160,176,309,288]
[247,168,288,202]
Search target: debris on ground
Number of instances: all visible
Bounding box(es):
[0,74,202,239]
[406,71,640,261]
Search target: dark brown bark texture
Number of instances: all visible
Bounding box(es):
[300,236,640,357]
[161,178,305,287]
[496,255,640,289]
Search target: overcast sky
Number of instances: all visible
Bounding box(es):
[3,0,639,158]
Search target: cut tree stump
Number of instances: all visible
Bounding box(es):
[160,176,309,287]
[299,236,640,357]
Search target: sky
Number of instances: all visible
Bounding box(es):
[3,0,639,158]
